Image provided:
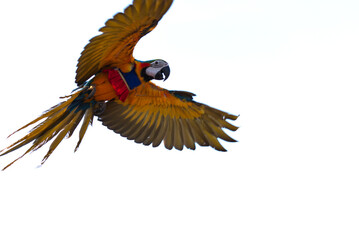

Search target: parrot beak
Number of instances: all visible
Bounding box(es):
[155,65,170,81]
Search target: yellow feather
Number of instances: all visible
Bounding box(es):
[173,119,183,150]
[203,129,227,152]
[76,0,173,85]
[179,119,195,150]
[1,109,79,170]
[1,106,69,156]
[75,107,94,152]
[41,110,84,164]
[164,117,174,149]
[6,92,81,138]
[152,115,167,147]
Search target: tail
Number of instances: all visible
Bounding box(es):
[0,86,97,170]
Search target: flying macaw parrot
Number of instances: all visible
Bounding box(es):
[0,0,238,170]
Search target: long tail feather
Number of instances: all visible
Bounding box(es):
[6,91,82,138]
[75,107,94,152]
[41,110,84,164]
[1,89,95,170]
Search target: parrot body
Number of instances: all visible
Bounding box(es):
[0,0,238,170]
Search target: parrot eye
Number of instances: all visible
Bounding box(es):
[151,60,167,68]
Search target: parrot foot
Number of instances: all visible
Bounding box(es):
[85,85,96,99]
[94,102,106,116]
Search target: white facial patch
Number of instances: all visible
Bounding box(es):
[145,65,161,78]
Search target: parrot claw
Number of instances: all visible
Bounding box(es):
[94,102,106,116]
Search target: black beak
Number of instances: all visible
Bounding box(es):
[154,66,170,81]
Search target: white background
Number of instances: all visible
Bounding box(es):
[0,0,359,239]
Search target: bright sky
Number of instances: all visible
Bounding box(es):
[0,0,359,239]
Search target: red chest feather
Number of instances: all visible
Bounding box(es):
[103,69,130,102]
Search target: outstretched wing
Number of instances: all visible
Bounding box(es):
[98,83,238,151]
[76,0,173,85]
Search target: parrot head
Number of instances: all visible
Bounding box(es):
[141,59,170,81]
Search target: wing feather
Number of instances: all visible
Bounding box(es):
[189,119,209,147]
[123,115,146,140]
[76,0,173,85]
[151,115,168,147]
[98,82,238,151]
[142,112,161,146]
[114,117,134,134]
[179,118,195,150]
[164,117,174,150]
[135,114,156,143]
[173,119,184,150]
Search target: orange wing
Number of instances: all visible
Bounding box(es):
[98,83,238,151]
[76,0,173,85]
